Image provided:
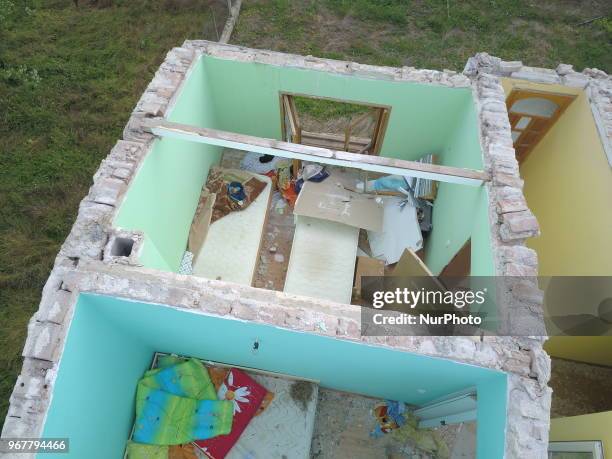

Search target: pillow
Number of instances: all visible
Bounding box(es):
[206,366,274,417]
[195,369,267,458]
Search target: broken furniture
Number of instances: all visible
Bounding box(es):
[192,169,272,285]
[293,177,384,232]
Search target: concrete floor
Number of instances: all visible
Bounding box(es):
[310,389,474,459]
[549,357,612,418]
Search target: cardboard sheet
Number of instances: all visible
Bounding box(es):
[294,180,384,232]
[367,197,423,265]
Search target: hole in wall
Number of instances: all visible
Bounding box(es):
[67,256,80,267]
[111,237,135,257]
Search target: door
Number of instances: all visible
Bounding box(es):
[506,90,575,163]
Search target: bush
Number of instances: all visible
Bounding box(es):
[0,64,41,87]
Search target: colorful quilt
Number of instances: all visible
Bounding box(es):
[132,359,233,446]
[140,358,217,400]
[195,369,267,458]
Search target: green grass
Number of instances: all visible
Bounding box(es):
[0,0,610,432]
[233,0,611,71]
[0,0,226,427]
[294,96,370,120]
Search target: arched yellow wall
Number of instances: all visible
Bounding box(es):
[502,79,612,366]
[550,411,612,457]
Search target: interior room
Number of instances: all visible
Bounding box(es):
[40,293,508,458]
[501,79,612,459]
[113,54,495,307]
[500,78,612,357]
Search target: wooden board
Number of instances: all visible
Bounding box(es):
[440,239,471,278]
[294,180,384,232]
[353,256,385,293]
[393,248,438,278]
[284,216,359,304]
[144,119,489,186]
[193,175,272,285]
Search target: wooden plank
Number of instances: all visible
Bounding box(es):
[392,249,445,292]
[371,107,389,155]
[294,180,384,232]
[219,0,242,44]
[440,239,471,278]
[301,130,370,146]
[144,119,489,186]
[353,256,384,296]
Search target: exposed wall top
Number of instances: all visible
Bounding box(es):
[465,52,612,167]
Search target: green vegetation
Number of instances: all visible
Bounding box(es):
[293,96,370,120]
[0,0,226,426]
[233,0,611,71]
[0,0,610,430]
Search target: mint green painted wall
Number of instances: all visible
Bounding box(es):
[200,56,492,274]
[470,188,496,276]
[424,100,494,276]
[477,375,508,458]
[42,294,507,458]
[114,59,222,272]
[41,296,153,458]
[201,56,474,161]
[114,56,491,275]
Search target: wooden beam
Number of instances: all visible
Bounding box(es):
[219,0,242,44]
[143,119,490,186]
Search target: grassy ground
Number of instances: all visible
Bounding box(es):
[0,0,227,427]
[0,0,610,431]
[232,0,611,71]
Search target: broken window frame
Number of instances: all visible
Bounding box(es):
[279,93,391,156]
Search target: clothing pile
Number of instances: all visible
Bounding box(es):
[127,356,274,459]
[205,168,268,224]
[240,153,329,208]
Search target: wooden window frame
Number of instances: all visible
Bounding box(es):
[279,92,391,156]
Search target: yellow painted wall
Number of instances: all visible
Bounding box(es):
[502,79,612,277]
[502,79,612,366]
[545,337,612,367]
[550,411,612,457]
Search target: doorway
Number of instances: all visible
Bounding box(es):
[280,93,391,155]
